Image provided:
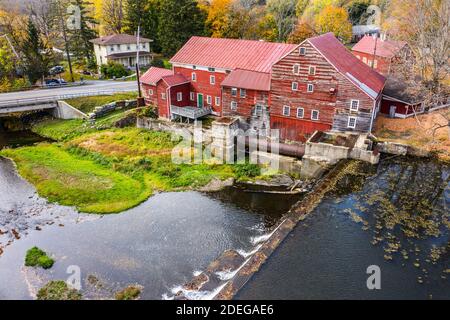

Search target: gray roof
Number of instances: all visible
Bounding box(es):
[90,34,152,46]
[383,77,424,104]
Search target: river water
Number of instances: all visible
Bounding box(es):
[237,158,450,300]
[0,130,300,299]
[1,129,449,300]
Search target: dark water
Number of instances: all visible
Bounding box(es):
[237,158,450,300]
[0,129,49,149]
[0,154,300,300]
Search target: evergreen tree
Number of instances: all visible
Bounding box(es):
[158,0,206,56]
[22,17,54,84]
[68,0,98,63]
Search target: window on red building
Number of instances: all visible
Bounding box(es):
[240,89,246,98]
[311,110,319,120]
[177,92,183,102]
[231,88,237,97]
[292,82,298,91]
[307,84,314,93]
[309,66,316,75]
[283,105,290,116]
[348,116,357,128]
[210,75,215,85]
[215,97,220,106]
[297,107,304,118]
[231,101,237,110]
[192,73,197,81]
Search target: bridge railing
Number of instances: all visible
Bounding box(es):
[0,89,136,109]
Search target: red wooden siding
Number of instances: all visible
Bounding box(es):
[352,51,391,75]
[271,116,331,142]
[173,66,226,115]
[222,86,269,118]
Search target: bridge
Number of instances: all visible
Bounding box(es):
[0,81,138,118]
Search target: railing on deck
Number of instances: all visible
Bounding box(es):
[170,105,212,119]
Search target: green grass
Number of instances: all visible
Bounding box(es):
[65,93,138,113]
[1,144,153,213]
[37,281,82,300]
[25,247,54,269]
[115,286,141,300]
[8,124,264,214]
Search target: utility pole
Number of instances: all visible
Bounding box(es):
[58,0,75,83]
[371,33,379,70]
[136,25,142,98]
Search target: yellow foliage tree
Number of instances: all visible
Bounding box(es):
[315,5,352,43]
[205,0,233,38]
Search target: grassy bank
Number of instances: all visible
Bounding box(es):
[2,123,261,214]
[65,93,138,113]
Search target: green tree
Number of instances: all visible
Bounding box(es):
[158,0,206,56]
[68,0,98,63]
[267,0,297,42]
[124,0,162,53]
[22,17,54,84]
[315,5,352,43]
[296,0,310,18]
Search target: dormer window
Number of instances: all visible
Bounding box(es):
[299,47,306,55]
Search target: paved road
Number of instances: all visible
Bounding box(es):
[0,81,138,104]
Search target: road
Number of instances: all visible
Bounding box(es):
[0,81,138,104]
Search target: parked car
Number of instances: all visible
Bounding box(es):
[45,78,67,87]
[49,66,65,75]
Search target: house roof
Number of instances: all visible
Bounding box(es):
[308,33,386,99]
[221,69,271,91]
[90,34,152,46]
[162,73,189,87]
[140,67,173,86]
[352,35,407,58]
[383,77,424,104]
[170,36,297,73]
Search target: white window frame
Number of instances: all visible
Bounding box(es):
[293,63,300,75]
[311,109,319,121]
[309,66,316,75]
[231,101,237,111]
[231,88,237,97]
[149,89,154,96]
[350,99,360,111]
[161,92,166,100]
[240,88,246,98]
[210,75,215,85]
[348,116,357,129]
[299,47,306,55]
[190,92,195,101]
[296,107,304,119]
[307,83,314,93]
[177,92,183,102]
[207,95,212,105]
[362,57,367,64]
[292,82,299,91]
[283,105,291,116]
[215,96,220,106]
[192,72,197,82]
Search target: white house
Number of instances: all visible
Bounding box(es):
[90,34,153,70]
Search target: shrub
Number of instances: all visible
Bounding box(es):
[115,286,141,300]
[25,247,54,269]
[37,281,82,300]
[150,58,165,68]
[100,61,129,79]
[234,163,261,179]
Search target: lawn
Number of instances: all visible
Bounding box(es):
[65,93,138,113]
[4,124,260,214]
[0,144,153,213]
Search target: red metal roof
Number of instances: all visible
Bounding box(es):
[162,73,189,87]
[140,67,173,85]
[170,36,297,73]
[308,33,386,99]
[221,69,271,91]
[352,35,407,58]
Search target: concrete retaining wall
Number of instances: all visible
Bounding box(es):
[52,101,88,119]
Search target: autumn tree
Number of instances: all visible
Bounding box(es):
[387,0,449,108]
[287,21,316,44]
[205,0,233,38]
[295,0,310,18]
[315,5,352,43]
[158,0,206,56]
[102,0,125,34]
[267,0,297,42]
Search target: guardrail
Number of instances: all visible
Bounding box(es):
[0,89,135,109]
